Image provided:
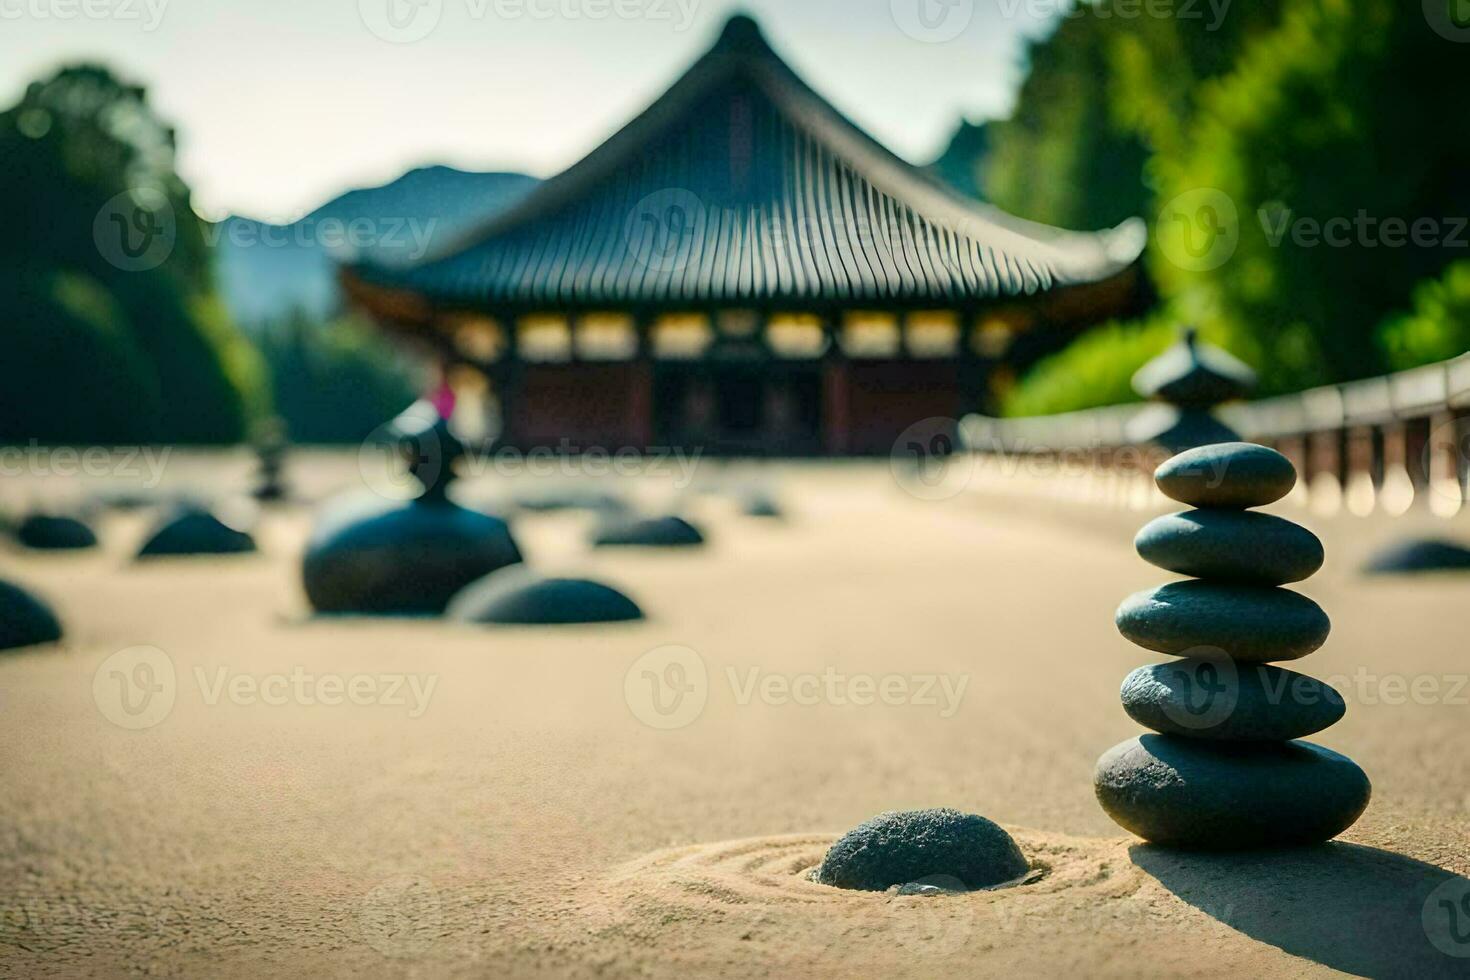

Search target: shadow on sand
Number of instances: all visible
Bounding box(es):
[1132,842,1470,979]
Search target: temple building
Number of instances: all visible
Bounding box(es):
[344,14,1148,455]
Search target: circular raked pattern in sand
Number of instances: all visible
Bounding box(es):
[591,829,1141,970]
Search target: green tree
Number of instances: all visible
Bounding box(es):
[257,312,423,444]
[0,65,266,444]
[984,6,1151,231]
[1152,0,1470,393]
[1378,261,1470,371]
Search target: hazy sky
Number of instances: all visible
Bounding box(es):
[2,0,1061,219]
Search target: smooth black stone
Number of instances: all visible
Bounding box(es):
[448,568,643,624]
[16,514,98,550]
[1095,734,1370,849]
[1155,442,1296,509]
[590,515,704,548]
[1135,510,1323,585]
[137,508,256,557]
[0,579,63,651]
[1116,580,1329,663]
[815,809,1028,892]
[1121,660,1346,741]
[740,492,784,518]
[1362,538,1470,574]
[303,494,523,615]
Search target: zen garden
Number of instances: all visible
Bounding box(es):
[3,3,1470,979]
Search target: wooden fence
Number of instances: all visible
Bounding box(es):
[960,352,1470,518]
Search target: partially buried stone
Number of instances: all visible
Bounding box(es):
[303,493,522,615]
[1362,537,1470,575]
[1094,734,1370,848]
[1154,442,1296,509]
[590,515,704,548]
[16,514,97,550]
[1135,510,1323,585]
[447,567,643,624]
[1121,660,1346,741]
[814,809,1028,892]
[137,507,256,557]
[1116,580,1329,663]
[0,579,63,651]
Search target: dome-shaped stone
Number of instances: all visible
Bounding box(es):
[1363,537,1470,574]
[303,493,522,615]
[815,809,1028,892]
[16,513,97,550]
[590,515,704,548]
[304,402,525,614]
[137,507,256,558]
[447,567,642,624]
[0,578,63,651]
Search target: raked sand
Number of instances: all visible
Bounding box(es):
[2,455,1469,978]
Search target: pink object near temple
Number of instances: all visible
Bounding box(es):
[429,381,456,420]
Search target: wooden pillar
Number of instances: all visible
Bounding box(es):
[822,314,850,455]
[629,313,654,450]
[1344,425,1376,516]
[492,312,522,451]
[1379,421,1415,516]
[1308,428,1343,516]
[1427,409,1464,517]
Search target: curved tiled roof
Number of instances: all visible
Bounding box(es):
[348,15,1145,311]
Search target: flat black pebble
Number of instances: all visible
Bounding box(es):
[1135,510,1323,585]
[1154,443,1296,509]
[1116,580,1330,663]
[1094,734,1369,849]
[1121,660,1346,741]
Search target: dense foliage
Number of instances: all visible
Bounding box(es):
[1378,262,1470,372]
[983,7,1150,232]
[998,0,1470,415]
[0,65,267,444]
[256,313,423,445]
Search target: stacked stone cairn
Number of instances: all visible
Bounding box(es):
[1095,442,1371,849]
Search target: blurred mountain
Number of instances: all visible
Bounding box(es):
[928,119,989,201]
[213,165,538,328]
